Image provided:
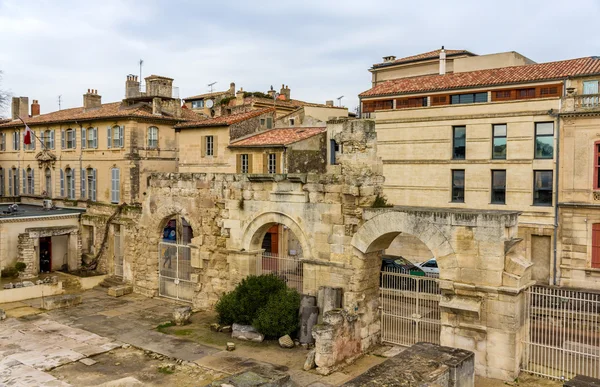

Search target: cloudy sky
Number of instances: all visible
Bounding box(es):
[1,0,599,118]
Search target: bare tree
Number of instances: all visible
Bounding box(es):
[0,71,10,118]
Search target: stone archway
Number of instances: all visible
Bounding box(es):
[241,211,311,257]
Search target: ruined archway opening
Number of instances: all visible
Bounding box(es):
[158,214,194,302]
[252,222,303,293]
[384,233,437,277]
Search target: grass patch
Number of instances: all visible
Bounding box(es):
[173,329,193,336]
[157,365,174,375]
[156,322,175,333]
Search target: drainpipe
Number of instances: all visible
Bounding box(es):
[550,78,567,286]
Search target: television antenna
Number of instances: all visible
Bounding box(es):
[208,82,217,93]
[337,95,344,107]
[139,59,144,83]
[58,95,62,110]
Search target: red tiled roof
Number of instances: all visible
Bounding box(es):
[373,49,475,68]
[0,101,203,128]
[174,107,275,129]
[246,97,346,110]
[360,56,600,98]
[229,127,326,147]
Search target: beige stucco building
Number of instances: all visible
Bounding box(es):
[360,48,600,287]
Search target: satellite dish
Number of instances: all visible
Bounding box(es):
[206,99,214,108]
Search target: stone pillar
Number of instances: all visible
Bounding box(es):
[17,233,37,279]
[68,231,81,271]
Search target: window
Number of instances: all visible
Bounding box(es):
[451,170,465,203]
[206,135,214,156]
[266,117,273,129]
[495,90,512,100]
[9,168,19,196]
[289,118,295,126]
[64,128,76,149]
[86,127,97,148]
[111,168,120,203]
[450,92,487,104]
[148,126,158,148]
[87,168,97,201]
[396,97,428,109]
[535,122,554,159]
[43,130,55,149]
[540,86,558,96]
[533,170,553,206]
[595,142,600,190]
[191,100,204,109]
[492,124,507,159]
[491,170,506,204]
[26,168,34,195]
[13,131,20,151]
[330,139,341,165]
[453,126,466,159]
[44,168,51,196]
[268,153,277,174]
[583,80,599,95]
[108,125,124,148]
[517,88,536,99]
[65,168,75,199]
[592,224,600,269]
[0,133,5,151]
[240,154,249,173]
[260,118,265,126]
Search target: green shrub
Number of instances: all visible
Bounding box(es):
[372,194,392,208]
[215,274,287,326]
[14,262,27,272]
[1,266,18,278]
[253,288,301,338]
[215,291,238,325]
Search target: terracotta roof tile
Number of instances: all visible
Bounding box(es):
[360,56,600,98]
[373,49,475,68]
[229,127,326,147]
[174,107,275,129]
[0,101,203,129]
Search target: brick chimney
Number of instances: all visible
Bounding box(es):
[31,100,40,116]
[11,96,29,120]
[279,84,291,100]
[326,100,334,107]
[439,46,446,75]
[229,82,236,95]
[83,89,102,109]
[125,74,140,99]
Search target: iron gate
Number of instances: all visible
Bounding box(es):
[522,285,600,380]
[380,269,441,346]
[256,252,303,293]
[158,242,193,302]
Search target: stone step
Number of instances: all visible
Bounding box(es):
[97,276,127,288]
[107,285,133,297]
[41,294,82,310]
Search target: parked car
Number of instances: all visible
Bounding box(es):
[417,258,439,276]
[380,255,425,290]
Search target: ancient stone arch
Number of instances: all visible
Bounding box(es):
[240,211,311,257]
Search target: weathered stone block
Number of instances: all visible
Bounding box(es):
[41,294,82,310]
[173,306,192,326]
[107,285,133,297]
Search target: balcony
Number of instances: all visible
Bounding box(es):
[562,94,600,113]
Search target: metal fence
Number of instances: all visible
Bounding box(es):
[256,252,303,293]
[522,285,600,380]
[158,242,193,302]
[380,268,441,347]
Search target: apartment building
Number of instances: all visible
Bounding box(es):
[360,47,600,285]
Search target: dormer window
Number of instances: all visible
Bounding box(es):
[191,100,204,109]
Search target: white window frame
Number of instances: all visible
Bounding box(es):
[268,153,277,174]
[66,128,76,149]
[27,168,34,195]
[87,168,97,201]
[148,126,158,148]
[206,135,214,156]
[241,154,249,173]
[65,168,75,199]
[191,100,204,109]
[13,131,20,151]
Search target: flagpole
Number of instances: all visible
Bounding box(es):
[17,116,46,150]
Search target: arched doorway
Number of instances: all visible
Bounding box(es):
[379,232,441,347]
[257,223,304,293]
[158,215,194,302]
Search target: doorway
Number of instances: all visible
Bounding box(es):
[39,237,52,273]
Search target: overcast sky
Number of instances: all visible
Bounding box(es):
[1,0,599,118]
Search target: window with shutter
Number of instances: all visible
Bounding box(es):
[111,168,120,203]
[431,95,449,106]
[593,224,600,269]
[87,168,96,201]
[60,169,65,197]
[119,125,124,148]
[50,130,55,149]
[81,169,86,198]
[61,129,66,149]
[107,126,112,149]
[8,169,13,196]
[81,127,87,149]
[22,169,26,195]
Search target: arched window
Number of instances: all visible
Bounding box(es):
[109,125,123,148]
[45,168,51,196]
[65,168,75,199]
[26,168,34,195]
[148,126,158,148]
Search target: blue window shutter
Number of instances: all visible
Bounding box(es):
[94,127,98,148]
[31,169,35,194]
[81,128,86,149]
[107,126,112,149]
[15,168,19,194]
[60,169,64,197]
[92,169,97,201]
[33,132,36,150]
[81,169,86,198]
[8,169,12,196]
[22,169,26,194]
[71,169,75,199]
[50,130,55,149]
[119,125,124,148]
[73,129,76,149]
[61,129,65,149]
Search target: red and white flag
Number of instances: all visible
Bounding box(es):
[23,123,32,145]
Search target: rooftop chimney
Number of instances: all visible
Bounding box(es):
[326,100,334,107]
[267,85,275,99]
[11,96,29,120]
[31,100,40,117]
[83,89,102,109]
[229,82,236,95]
[236,87,245,104]
[439,46,446,75]
[382,55,396,63]
[125,74,140,99]
[280,84,291,100]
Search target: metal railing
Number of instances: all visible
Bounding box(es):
[380,268,441,347]
[574,94,600,110]
[158,242,193,302]
[256,252,303,293]
[522,285,600,380]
